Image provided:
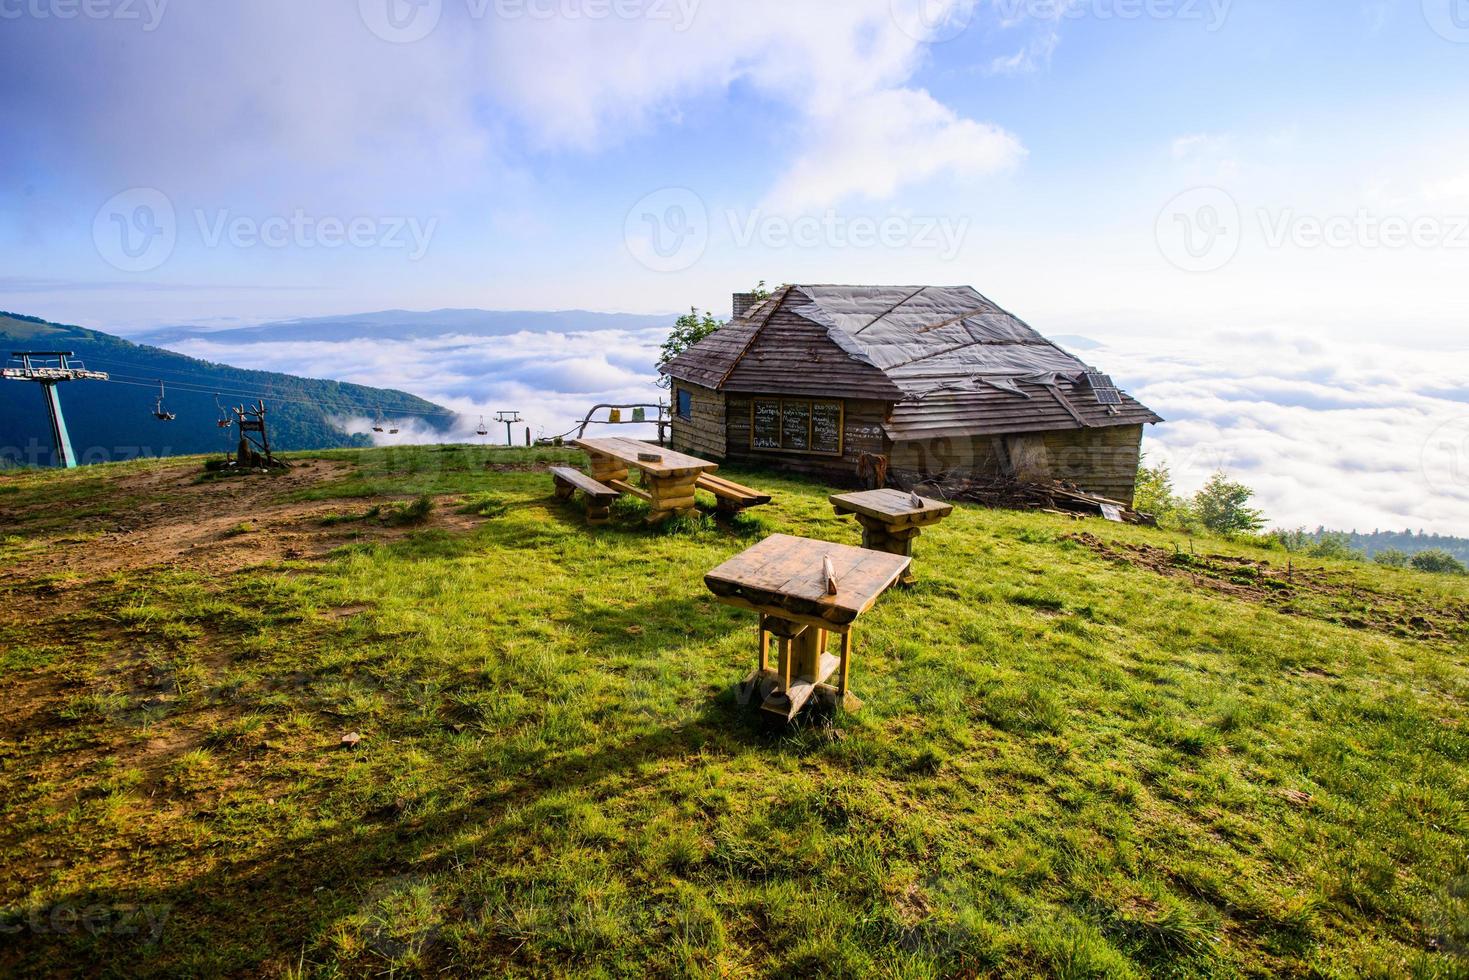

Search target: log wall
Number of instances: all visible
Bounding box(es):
[669,382,727,460]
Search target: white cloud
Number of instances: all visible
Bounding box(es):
[0,0,1020,218]
[1098,330,1469,534]
[987,28,1060,75]
[165,316,1469,536]
[763,89,1025,211]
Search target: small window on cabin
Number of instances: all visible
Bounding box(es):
[676,389,693,421]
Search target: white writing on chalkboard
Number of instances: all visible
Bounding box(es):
[750,398,843,456]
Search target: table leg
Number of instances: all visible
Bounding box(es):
[856,515,920,585]
[587,452,628,486]
[645,474,698,523]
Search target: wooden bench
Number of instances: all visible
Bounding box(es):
[696,473,772,515]
[550,466,619,525]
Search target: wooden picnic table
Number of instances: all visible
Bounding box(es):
[571,436,719,524]
[705,534,911,720]
[830,488,954,585]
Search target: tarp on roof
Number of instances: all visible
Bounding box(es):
[790,284,1089,398]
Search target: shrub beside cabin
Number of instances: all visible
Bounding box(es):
[660,285,1162,505]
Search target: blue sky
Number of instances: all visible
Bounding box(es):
[1,0,1467,531]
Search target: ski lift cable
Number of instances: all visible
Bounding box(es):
[87,363,512,425]
[83,356,476,419]
[84,359,535,426]
[97,376,469,422]
[102,374,464,421]
[99,375,546,435]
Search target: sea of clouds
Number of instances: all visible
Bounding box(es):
[162,324,1469,536]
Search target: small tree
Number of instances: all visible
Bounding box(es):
[1192,471,1265,535]
[656,308,724,389]
[1373,548,1410,568]
[1410,549,1467,575]
[1133,457,1198,531]
[1134,458,1177,519]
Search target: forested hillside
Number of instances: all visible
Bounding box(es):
[1299,527,1469,563]
[0,313,453,467]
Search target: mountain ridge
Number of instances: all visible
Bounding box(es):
[1,312,454,467]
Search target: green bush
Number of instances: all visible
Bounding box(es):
[1373,548,1409,568]
[1409,549,1467,575]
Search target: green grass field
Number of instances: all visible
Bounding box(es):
[1,446,1466,977]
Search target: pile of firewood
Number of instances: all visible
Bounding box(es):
[906,476,1156,526]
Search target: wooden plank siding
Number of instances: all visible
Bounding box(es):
[669,382,728,460]
[723,395,889,483]
[888,423,1145,505]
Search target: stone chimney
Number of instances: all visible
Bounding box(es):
[731,292,759,321]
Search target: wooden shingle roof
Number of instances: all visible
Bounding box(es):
[661,284,1162,438]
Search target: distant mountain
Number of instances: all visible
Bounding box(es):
[1,312,454,468]
[137,308,678,346]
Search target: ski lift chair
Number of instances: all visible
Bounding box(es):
[153,381,177,422]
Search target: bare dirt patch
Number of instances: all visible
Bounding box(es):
[0,458,489,587]
[1069,532,1469,643]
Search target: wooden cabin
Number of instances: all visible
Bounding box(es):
[660,284,1163,505]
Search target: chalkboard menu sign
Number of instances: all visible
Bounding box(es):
[782,401,811,450]
[811,401,842,454]
[752,400,781,449]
